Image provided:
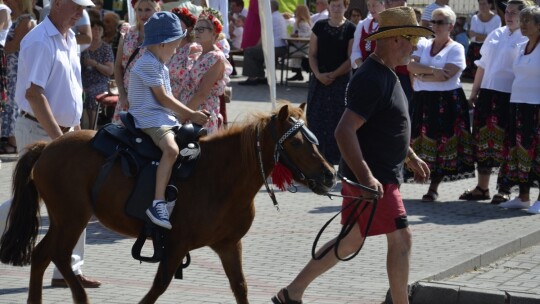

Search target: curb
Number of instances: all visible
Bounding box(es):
[406,229,540,304]
[409,281,540,304]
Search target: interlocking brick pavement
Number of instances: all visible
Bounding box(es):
[1,76,540,303]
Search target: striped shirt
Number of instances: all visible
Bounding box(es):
[128,51,180,128]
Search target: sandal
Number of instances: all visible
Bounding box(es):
[271,288,302,304]
[422,189,439,202]
[491,193,510,205]
[459,186,490,201]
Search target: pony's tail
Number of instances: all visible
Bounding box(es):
[0,142,46,266]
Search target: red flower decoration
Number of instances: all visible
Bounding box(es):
[198,8,224,34]
[171,7,197,27]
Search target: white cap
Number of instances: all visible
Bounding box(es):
[72,0,95,7]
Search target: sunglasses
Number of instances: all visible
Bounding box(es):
[193,27,212,33]
[401,35,420,46]
[430,19,449,25]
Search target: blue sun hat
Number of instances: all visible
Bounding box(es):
[141,12,187,47]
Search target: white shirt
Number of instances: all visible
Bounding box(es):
[40,6,90,53]
[510,42,540,105]
[351,15,376,68]
[231,26,243,49]
[311,9,328,26]
[16,17,83,127]
[469,14,501,43]
[475,26,527,93]
[412,39,466,91]
[272,10,287,48]
[0,4,11,46]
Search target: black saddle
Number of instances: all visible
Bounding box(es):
[91,112,206,218]
[90,113,205,267]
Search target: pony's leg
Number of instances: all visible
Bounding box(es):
[27,232,52,304]
[47,223,90,304]
[139,247,187,304]
[213,241,248,304]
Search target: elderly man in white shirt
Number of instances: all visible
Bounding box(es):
[0,0,101,289]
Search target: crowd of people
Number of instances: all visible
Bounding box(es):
[0,0,539,302]
[0,0,233,289]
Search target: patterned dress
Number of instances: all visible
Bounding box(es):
[497,42,540,190]
[178,49,231,134]
[81,42,114,110]
[1,14,35,139]
[168,42,200,99]
[407,39,475,182]
[307,19,356,165]
[112,24,144,124]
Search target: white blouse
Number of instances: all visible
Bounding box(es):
[475,26,528,93]
[510,42,540,105]
[412,39,466,92]
[469,14,501,43]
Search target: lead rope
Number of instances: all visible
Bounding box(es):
[256,126,279,210]
[312,176,379,261]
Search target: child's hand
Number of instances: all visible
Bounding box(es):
[190,110,210,126]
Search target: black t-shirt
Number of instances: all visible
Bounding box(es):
[312,19,356,73]
[339,57,410,185]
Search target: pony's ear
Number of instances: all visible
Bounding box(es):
[277,104,290,121]
[299,103,306,112]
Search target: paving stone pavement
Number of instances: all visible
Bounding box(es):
[1,75,540,303]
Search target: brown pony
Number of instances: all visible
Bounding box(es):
[0,103,335,304]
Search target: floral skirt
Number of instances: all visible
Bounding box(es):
[472,89,511,168]
[306,74,349,165]
[407,88,475,181]
[497,103,540,189]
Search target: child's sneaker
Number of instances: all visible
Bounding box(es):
[146,201,172,229]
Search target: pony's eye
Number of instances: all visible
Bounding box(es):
[289,138,302,147]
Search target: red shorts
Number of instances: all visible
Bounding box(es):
[340,182,408,237]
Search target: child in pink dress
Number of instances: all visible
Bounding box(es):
[179,9,232,134]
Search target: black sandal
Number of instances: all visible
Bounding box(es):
[459,186,490,201]
[422,189,439,202]
[271,288,302,304]
[491,193,510,205]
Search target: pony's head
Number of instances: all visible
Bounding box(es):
[269,103,336,194]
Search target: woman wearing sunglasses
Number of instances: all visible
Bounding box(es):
[459,0,529,204]
[178,9,232,134]
[406,7,474,202]
[113,0,160,125]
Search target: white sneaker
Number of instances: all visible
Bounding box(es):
[527,201,540,214]
[499,197,530,209]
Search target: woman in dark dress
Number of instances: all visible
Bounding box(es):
[307,0,356,165]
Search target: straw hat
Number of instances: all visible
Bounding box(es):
[366,7,433,41]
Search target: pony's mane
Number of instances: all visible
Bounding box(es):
[206,102,304,171]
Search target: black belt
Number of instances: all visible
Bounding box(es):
[20,111,71,133]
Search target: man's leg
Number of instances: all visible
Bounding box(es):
[52,229,85,278]
[278,223,365,302]
[386,227,412,304]
[13,117,99,286]
[240,45,265,83]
